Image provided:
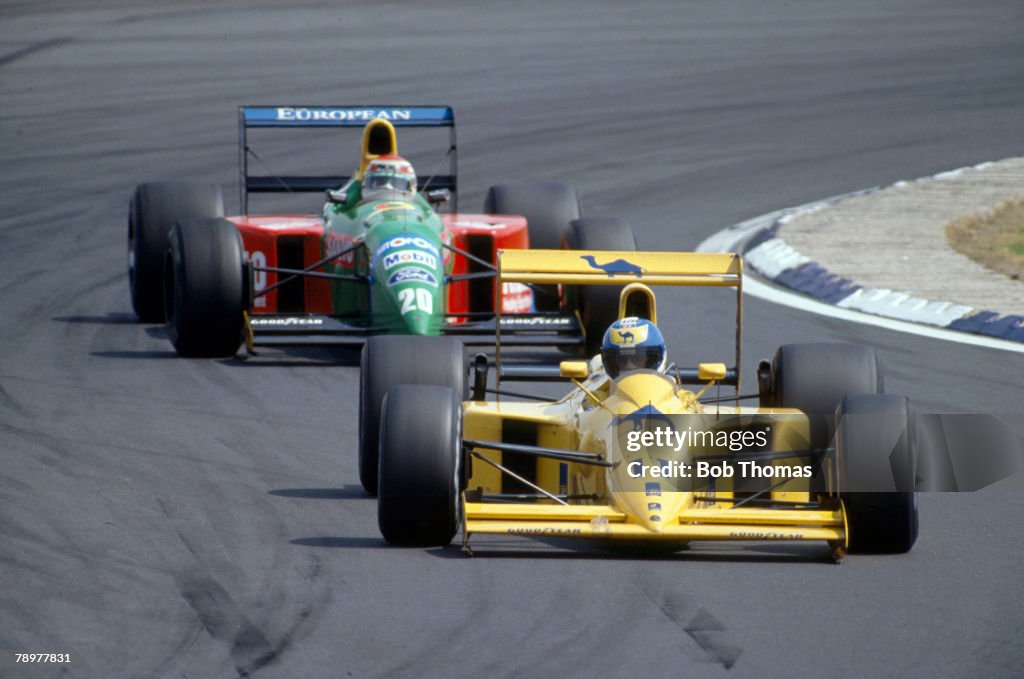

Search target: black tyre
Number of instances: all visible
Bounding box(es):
[565,216,638,355]
[378,385,462,546]
[484,181,581,311]
[164,218,245,358]
[129,182,224,322]
[769,343,882,450]
[837,394,918,553]
[359,336,466,495]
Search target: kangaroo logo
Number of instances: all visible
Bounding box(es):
[579,255,645,277]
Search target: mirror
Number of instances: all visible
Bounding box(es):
[326,189,348,205]
[426,188,451,205]
[697,362,727,381]
[560,360,589,379]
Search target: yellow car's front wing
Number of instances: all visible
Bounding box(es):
[463,500,845,543]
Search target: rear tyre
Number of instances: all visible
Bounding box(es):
[378,385,462,546]
[565,216,638,355]
[484,181,581,311]
[837,394,918,553]
[769,343,882,496]
[359,336,466,495]
[164,218,245,357]
[769,343,882,449]
[129,182,224,322]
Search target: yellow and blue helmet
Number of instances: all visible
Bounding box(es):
[600,316,666,378]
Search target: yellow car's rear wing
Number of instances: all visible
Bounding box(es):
[498,249,741,287]
[496,249,744,388]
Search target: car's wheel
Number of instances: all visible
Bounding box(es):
[129,182,224,322]
[836,394,918,553]
[769,343,882,449]
[378,385,462,546]
[484,181,581,312]
[768,343,882,496]
[164,218,245,358]
[565,216,638,355]
[359,335,466,495]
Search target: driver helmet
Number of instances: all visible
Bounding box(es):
[362,154,417,201]
[600,317,667,378]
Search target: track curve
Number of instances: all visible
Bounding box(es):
[2,2,1024,676]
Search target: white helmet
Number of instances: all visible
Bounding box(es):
[362,154,417,201]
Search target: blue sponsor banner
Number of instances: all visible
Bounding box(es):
[242,106,454,127]
[644,482,661,497]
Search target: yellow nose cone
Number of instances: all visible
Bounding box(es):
[614,490,685,534]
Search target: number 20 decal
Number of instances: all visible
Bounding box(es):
[397,287,433,315]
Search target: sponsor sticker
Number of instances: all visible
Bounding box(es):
[501,282,532,313]
[275,107,413,122]
[369,202,418,217]
[250,317,325,327]
[645,482,662,497]
[500,316,573,326]
[325,233,357,266]
[374,234,441,259]
[609,324,648,346]
[383,250,437,270]
[387,267,438,287]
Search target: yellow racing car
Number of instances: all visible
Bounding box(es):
[361,249,918,560]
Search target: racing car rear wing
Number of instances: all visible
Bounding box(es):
[238,105,457,213]
[497,249,744,387]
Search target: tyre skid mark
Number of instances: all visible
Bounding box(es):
[652,590,743,670]
[0,37,73,68]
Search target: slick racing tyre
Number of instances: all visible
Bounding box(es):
[484,181,581,312]
[164,218,246,358]
[768,343,882,450]
[129,182,224,322]
[378,385,463,546]
[359,336,466,495]
[836,394,918,553]
[565,216,638,356]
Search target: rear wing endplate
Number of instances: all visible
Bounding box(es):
[238,105,457,213]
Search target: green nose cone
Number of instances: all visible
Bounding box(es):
[402,311,435,336]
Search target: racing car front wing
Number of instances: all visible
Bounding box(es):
[463,501,845,544]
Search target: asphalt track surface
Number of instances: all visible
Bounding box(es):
[3,2,1024,677]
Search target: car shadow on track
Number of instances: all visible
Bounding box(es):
[286,533,835,563]
[52,312,139,324]
[290,537,390,549]
[269,486,369,500]
[428,540,837,563]
[91,349,181,359]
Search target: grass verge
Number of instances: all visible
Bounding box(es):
[946,197,1024,283]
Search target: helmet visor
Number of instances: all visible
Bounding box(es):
[364,175,412,193]
[602,345,665,377]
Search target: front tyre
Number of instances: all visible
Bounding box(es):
[378,385,462,546]
[359,336,466,495]
[164,218,246,358]
[837,394,918,554]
